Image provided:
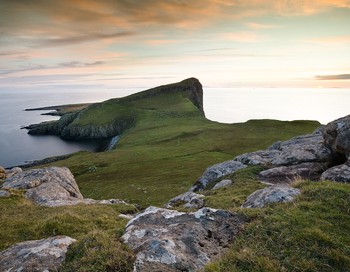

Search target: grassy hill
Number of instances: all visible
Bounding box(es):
[2,78,349,271]
[24,78,320,207]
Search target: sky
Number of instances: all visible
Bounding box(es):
[0,0,350,90]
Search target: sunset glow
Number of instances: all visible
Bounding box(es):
[0,0,349,90]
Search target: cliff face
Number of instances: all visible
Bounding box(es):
[26,78,204,140]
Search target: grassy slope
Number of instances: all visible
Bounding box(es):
[203,178,350,272]
[3,80,349,271]
[33,87,319,207]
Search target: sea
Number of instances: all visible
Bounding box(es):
[1,87,349,168]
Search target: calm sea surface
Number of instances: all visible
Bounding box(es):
[1,87,349,167]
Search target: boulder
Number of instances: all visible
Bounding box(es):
[257,162,327,184]
[212,179,233,190]
[323,114,350,159]
[0,190,10,198]
[242,186,301,208]
[122,206,246,272]
[191,160,246,191]
[5,167,22,179]
[321,161,350,183]
[0,236,76,271]
[235,128,331,167]
[164,192,204,209]
[0,166,6,180]
[2,167,83,206]
[1,166,126,207]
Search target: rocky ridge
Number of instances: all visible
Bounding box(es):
[1,166,127,207]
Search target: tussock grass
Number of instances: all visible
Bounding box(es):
[0,193,136,271]
[204,180,350,272]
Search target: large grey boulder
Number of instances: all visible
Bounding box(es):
[258,162,327,184]
[235,128,331,167]
[191,160,246,191]
[323,114,350,159]
[122,206,246,272]
[165,191,205,209]
[321,161,350,183]
[2,167,83,206]
[0,236,76,271]
[1,166,126,207]
[242,186,301,208]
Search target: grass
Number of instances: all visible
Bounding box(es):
[0,193,136,271]
[39,117,319,208]
[29,79,319,207]
[203,179,350,272]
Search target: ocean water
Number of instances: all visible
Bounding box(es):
[0,87,349,168]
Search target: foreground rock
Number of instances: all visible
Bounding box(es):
[165,191,204,209]
[321,161,350,183]
[1,166,126,207]
[0,236,76,271]
[242,186,301,208]
[123,206,246,272]
[191,160,246,191]
[323,114,350,159]
[235,128,331,167]
[258,162,327,184]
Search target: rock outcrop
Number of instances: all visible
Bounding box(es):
[257,162,327,184]
[5,167,22,178]
[0,236,76,271]
[323,114,350,160]
[122,206,246,272]
[1,166,126,207]
[191,160,246,191]
[321,161,350,183]
[235,128,331,167]
[242,186,301,208]
[0,166,6,180]
[165,191,205,209]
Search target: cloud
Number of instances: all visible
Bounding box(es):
[0,60,107,76]
[306,36,350,45]
[58,61,106,68]
[245,22,283,29]
[316,74,350,80]
[222,31,262,43]
[2,0,349,43]
[35,32,134,47]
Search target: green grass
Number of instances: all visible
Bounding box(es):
[204,180,350,272]
[0,193,136,271]
[40,117,319,208]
